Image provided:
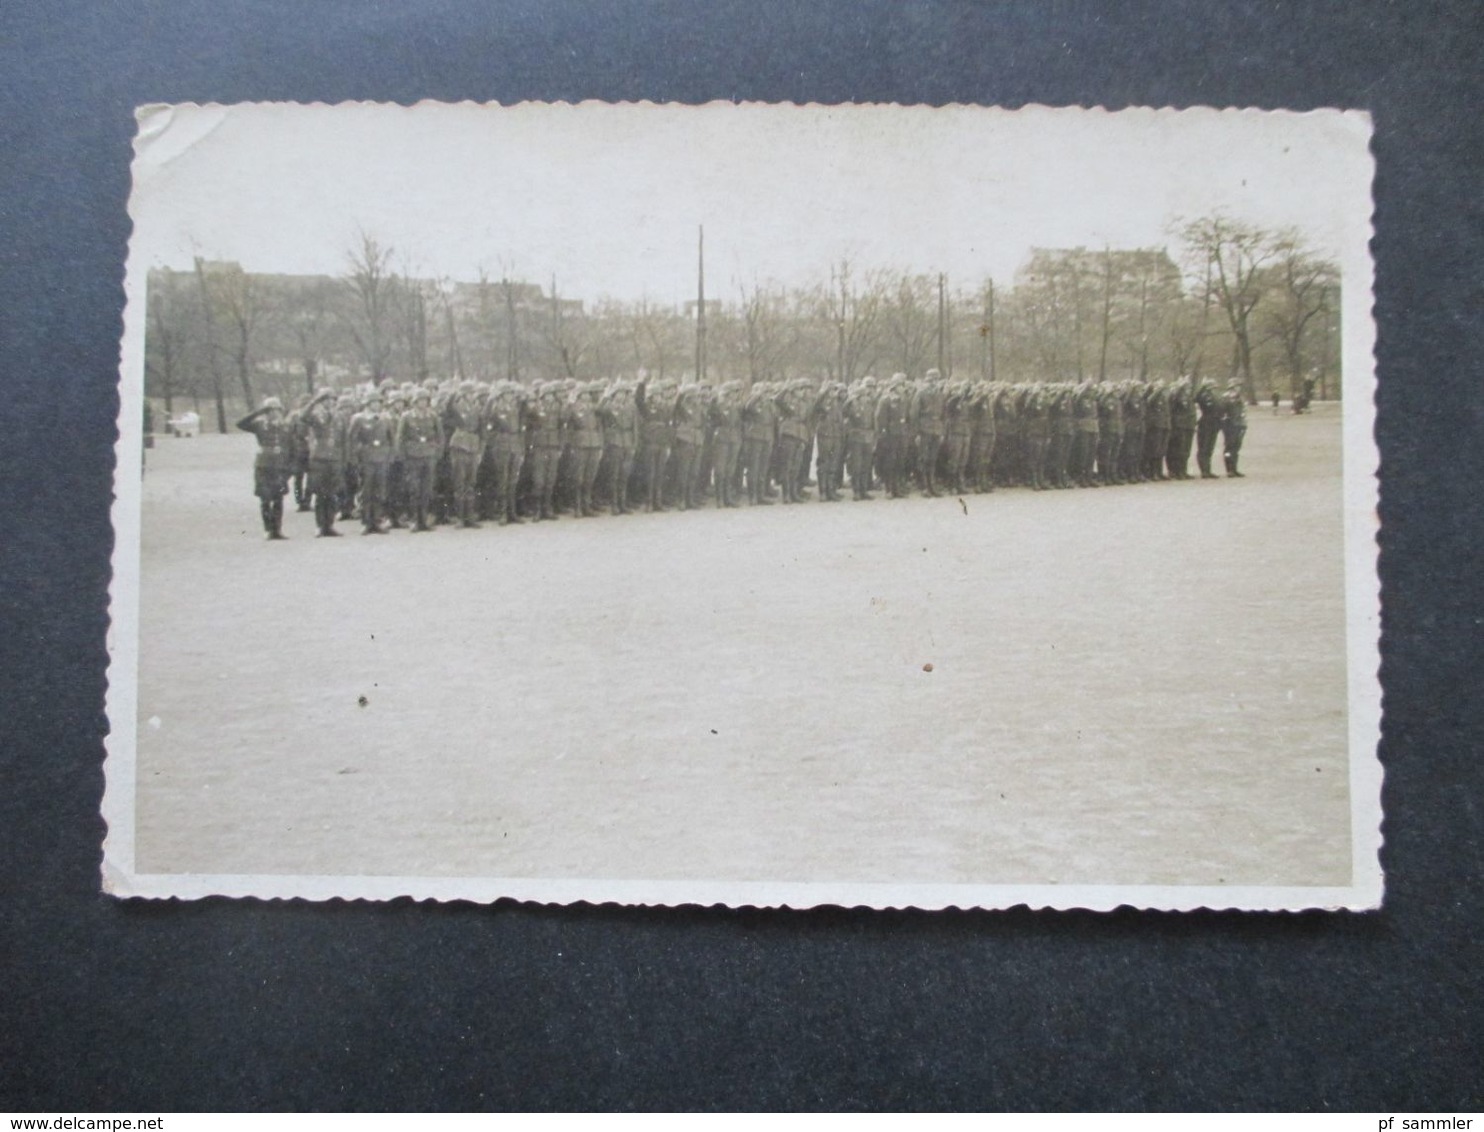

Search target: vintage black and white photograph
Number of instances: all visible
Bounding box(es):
[103,101,1380,909]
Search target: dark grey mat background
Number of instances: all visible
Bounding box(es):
[2,1,1480,1111]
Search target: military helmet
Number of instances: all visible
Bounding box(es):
[261,396,284,412]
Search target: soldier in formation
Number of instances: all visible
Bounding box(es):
[242,370,1253,542]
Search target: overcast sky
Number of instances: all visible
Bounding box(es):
[130,102,1372,305]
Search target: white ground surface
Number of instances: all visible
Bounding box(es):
[130,406,1352,887]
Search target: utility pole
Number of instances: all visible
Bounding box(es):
[695,225,707,383]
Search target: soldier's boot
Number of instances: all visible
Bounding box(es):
[259,501,276,539]
[316,497,338,537]
[1227,454,1244,478]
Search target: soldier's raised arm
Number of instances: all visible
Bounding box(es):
[235,406,267,433]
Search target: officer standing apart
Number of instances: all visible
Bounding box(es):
[236,396,294,540]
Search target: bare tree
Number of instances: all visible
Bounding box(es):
[1262,231,1338,400]
[882,273,938,377]
[737,279,796,384]
[433,279,466,381]
[145,269,194,417]
[342,231,396,383]
[193,258,267,413]
[285,277,337,395]
[391,262,431,384]
[1178,215,1278,402]
[544,276,591,380]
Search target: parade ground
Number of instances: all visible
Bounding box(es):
[128,405,1354,890]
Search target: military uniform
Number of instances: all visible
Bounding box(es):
[1071,383,1100,487]
[564,387,605,517]
[447,387,488,527]
[1195,379,1223,478]
[1120,383,1147,484]
[993,386,1020,487]
[599,385,639,515]
[1096,384,1123,485]
[288,398,312,511]
[396,394,444,531]
[527,384,566,520]
[708,384,745,508]
[236,399,294,539]
[1166,380,1198,480]
[1046,386,1073,489]
[430,383,455,523]
[346,400,396,533]
[942,382,974,494]
[967,383,997,493]
[909,376,946,496]
[671,385,707,510]
[637,380,676,512]
[1021,387,1051,491]
[1143,382,1172,481]
[774,383,813,504]
[843,380,878,500]
[874,381,910,499]
[487,385,528,525]
[741,384,779,505]
[1220,384,1248,476]
[382,392,409,527]
[813,384,846,502]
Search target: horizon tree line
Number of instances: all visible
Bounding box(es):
[144,215,1341,434]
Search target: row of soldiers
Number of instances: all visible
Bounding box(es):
[235,371,1248,539]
